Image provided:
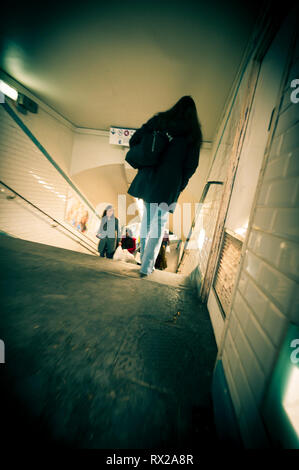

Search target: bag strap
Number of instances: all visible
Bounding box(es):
[153,130,173,141]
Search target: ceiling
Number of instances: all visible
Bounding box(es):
[0,0,263,142]
[72,164,136,217]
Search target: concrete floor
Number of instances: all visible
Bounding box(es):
[0,235,218,449]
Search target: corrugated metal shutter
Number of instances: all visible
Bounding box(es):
[0,104,99,254]
[213,231,243,316]
[0,105,68,220]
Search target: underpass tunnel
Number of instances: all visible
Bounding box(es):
[0,0,298,451]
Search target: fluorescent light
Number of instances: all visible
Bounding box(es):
[0,80,18,101]
[283,367,299,438]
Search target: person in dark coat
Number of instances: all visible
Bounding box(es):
[120,228,136,254]
[155,244,167,270]
[155,231,169,270]
[97,205,120,258]
[127,96,202,277]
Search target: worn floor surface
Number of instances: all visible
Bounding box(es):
[0,236,218,449]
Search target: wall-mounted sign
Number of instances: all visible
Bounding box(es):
[109,126,136,147]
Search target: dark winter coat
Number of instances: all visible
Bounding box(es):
[127,116,200,211]
[121,235,136,253]
[155,244,167,270]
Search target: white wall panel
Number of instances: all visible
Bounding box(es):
[0,104,100,254]
[221,25,299,448]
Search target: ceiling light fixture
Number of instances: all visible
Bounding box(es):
[0,80,18,101]
[17,92,38,114]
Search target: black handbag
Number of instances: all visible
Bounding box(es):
[125,130,172,169]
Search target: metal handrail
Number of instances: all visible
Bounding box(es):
[176,180,223,271]
[2,102,101,222]
[0,180,99,256]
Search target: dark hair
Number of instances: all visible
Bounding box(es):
[155,96,202,147]
[102,205,113,218]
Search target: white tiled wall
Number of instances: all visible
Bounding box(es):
[0,103,100,255]
[221,32,299,447]
[0,195,95,255]
[0,71,74,175]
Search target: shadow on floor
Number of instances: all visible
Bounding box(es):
[0,236,219,449]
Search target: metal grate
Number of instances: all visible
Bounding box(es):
[213,231,243,317]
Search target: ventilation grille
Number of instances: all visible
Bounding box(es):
[213,231,243,317]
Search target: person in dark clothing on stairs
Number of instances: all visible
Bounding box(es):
[119,228,136,254]
[155,231,169,270]
[127,96,202,277]
[97,205,120,258]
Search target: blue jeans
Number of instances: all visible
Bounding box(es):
[140,201,169,275]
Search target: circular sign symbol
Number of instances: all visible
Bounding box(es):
[124,130,129,136]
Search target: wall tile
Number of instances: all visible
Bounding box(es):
[280,90,293,114]
[233,291,251,331]
[269,134,283,160]
[257,183,270,206]
[245,312,277,376]
[265,178,298,207]
[243,278,268,321]
[248,230,259,250]
[229,309,239,340]
[223,351,242,417]
[275,101,299,137]
[244,250,262,280]
[264,155,287,181]
[272,208,299,240]
[277,238,299,279]
[264,302,288,346]
[232,360,268,448]
[280,122,299,155]
[250,233,280,267]
[231,357,251,410]
[253,208,275,231]
[234,322,265,405]
[285,57,299,91]
[285,150,299,178]
[289,288,299,325]
[225,331,239,378]
[258,263,296,312]
[238,271,249,295]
